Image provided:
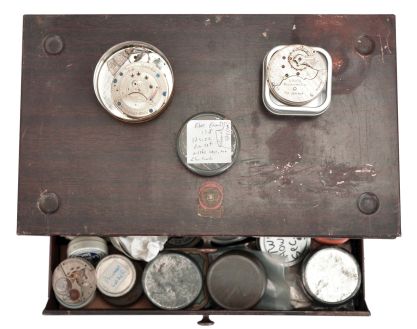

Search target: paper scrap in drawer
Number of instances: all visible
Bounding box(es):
[187,120,232,164]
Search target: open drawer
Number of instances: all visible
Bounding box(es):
[17,14,399,324]
[44,236,369,324]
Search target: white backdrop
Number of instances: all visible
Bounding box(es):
[1,1,414,328]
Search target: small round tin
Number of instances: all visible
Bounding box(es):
[165,236,203,248]
[93,41,174,123]
[302,247,361,305]
[67,236,108,266]
[52,257,96,309]
[142,252,203,310]
[258,237,310,267]
[207,251,266,310]
[96,255,137,299]
[313,237,350,246]
[176,112,240,176]
[210,236,246,246]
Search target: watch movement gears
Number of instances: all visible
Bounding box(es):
[52,257,97,309]
[94,41,174,123]
[267,44,328,106]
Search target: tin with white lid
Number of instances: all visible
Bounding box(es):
[67,236,108,266]
[177,112,240,176]
[302,247,361,305]
[258,237,311,267]
[96,254,137,299]
[52,257,97,309]
[93,41,174,123]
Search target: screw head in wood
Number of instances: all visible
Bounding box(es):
[38,191,60,214]
[43,35,64,55]
[357,192,379,215]
[355,35,375,56]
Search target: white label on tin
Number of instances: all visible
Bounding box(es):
[100,260,130,292]
[187,120,232,164]
[261,237,310,265]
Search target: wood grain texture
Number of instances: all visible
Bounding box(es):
[18,15,400,237]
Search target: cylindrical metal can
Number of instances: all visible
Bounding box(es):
[165,236,203,248]
[176,112,240,176]
[96,254,143,306]
[210,236,247,246]
[67,236,108,266]
[52,257,96,309]
[93,41,174,123]
[302,247,361,305]
[313,237,350,246]
[258,237,311,267]
[142,252,203,310]
[206,251,266,310]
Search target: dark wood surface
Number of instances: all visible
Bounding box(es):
[18,15,400,237]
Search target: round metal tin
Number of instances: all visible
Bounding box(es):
[258,237,311,267]
[165,237,203,248]
[176,112,240,176]
[93,41,174,123]
[207,251,266,310]
[67,236,108,266]
[96,255,136,298]
[266,44,328,106]
[52,257,96,309]
[302,247,361,305]
[210,236,246,246]
[313,237,350,246]
[142,252,203,310]
[101,261,143,306]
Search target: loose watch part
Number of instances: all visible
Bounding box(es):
[94,41,174,123]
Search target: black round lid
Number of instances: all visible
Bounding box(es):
[207,251,266,310]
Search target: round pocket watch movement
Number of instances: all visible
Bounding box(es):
[94,41,174,123]
[263,44,332,116]
[52,258,97,309]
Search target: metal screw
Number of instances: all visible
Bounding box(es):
[43,35,64,55]
[357,192,379,215]
[38,192,60,214]
[355,35,375,56]
[198,315,214,326]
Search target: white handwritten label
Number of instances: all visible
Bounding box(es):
[187,120,232,164]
